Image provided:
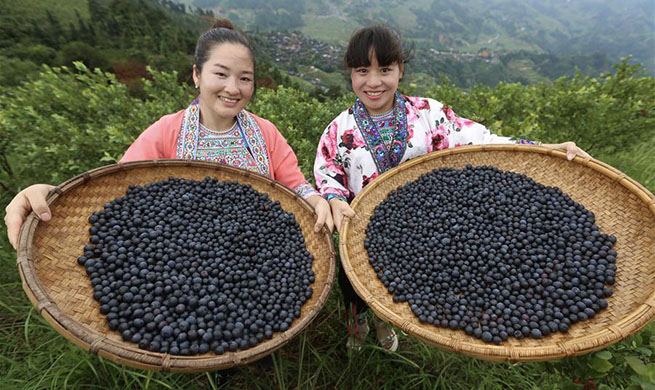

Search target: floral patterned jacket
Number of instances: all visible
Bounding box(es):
[314,95,528,202]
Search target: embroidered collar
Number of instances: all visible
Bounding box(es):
[199,120,239,134]
[352,92,409,173]
[176,101,271,177]
[370,108,394,120]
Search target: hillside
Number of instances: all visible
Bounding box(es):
[177,0,654,76]
[0,0,652,92]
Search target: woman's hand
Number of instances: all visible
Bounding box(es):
[543,141,591,160]
[4,184,55,249]
[306,195,334,233]
[329,198,356,233]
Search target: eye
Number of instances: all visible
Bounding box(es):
[241,76,253,82]
[215,72,227,78]
[355,68,368,74]
[381,67,392,73]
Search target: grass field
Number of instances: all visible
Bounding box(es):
[300,15,359,45]
[0,232,590,390]
[1,190,654,389]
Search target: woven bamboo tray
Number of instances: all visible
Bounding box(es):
[16,160,335,372]
[340,144,655,362]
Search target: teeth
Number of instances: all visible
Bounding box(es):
[219,96,238,103]
[366,91,383,96]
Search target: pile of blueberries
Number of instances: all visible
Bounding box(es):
[78,177,315,355]
[364,165,617,344]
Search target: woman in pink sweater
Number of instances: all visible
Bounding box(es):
[4,19,332,247]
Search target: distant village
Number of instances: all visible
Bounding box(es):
[261,31,343,91]
[258,31,500,91]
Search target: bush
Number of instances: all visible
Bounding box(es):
[0,62,191,194]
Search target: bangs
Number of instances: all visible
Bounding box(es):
[345,24,410,68]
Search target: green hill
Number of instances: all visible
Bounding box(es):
[181,0,654,76]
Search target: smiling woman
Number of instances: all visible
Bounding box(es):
[4,19,333,250]
[192,43,255,131]
[314,23,592,353]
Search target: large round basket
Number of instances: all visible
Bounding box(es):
[340,144,655,362]
[16,160,335,372]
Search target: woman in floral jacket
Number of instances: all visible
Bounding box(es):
[314,24,590,352]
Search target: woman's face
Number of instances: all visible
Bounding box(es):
[193,42,254,129]
[350,53,403,115]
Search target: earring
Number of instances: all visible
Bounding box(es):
[195,85,199,89]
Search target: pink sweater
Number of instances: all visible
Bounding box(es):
[120,110,309,190]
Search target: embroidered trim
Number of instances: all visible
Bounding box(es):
[236,110,271,177]
[293,181,319,199]
[199,121,238,134]
[176,102,271,177]
[325,193,347,203]
[176,104,200,160]
[352,92,409,173]
[369,109,394,119]
[516,139,537,145]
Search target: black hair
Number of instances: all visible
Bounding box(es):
[194,19,256,95]
[344,24,413,69]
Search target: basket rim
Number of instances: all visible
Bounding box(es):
[340,144,655,362]
[17,159,336,372]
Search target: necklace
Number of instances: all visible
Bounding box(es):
[199,121,238,134]
[353,92,409,174]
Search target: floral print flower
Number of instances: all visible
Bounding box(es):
[340,128,366,150]
[426,123,450,152]
[318,122,342,172]
[362,171,379,188]
[442,105,475,131]
[408,96,430,111]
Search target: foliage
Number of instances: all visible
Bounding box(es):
[0,61,654,389]
[418,60,655,171]
[248,86,350,177]
[0,63,192,194]
[0,0,204,87]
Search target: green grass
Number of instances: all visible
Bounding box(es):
[300,15,359,45]
[506,58,550,84]
[2,214,654,389]
[598,136,655,192]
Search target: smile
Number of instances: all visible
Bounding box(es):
[365,91,384,97]
[219,96,239,103]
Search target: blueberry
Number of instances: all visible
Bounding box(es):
[365,166,617,344]
[81,178,316,354]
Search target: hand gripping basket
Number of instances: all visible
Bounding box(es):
[340,144,655,362]
[16,160,335,372]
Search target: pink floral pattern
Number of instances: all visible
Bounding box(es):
[408,96,430,111]
[425,123,450,153]
[362,171,379,188]
[314,96,521,200]
[340,128,366,150]
[318,121,340,172]
[443,105,475,131]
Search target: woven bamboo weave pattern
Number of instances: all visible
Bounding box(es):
[340,145,655,362]
[17,160,335,372]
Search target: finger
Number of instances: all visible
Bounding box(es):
[314,208,327,233]
[342,205,356,218]
[326,210,334,233]
[26,192,51,221]
[334,213,343,234]
[325,217,334,233]
[5,208,28,250]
